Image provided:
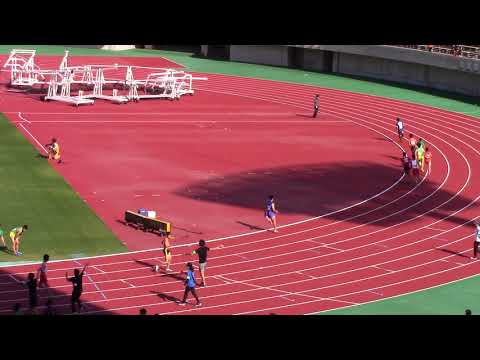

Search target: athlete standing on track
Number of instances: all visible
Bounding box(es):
[265,195,279,233]
[66,264,87,313]
[177,262,202,307]
[313,94,319,118]
[396,118,404,142]
[162,235,173,272]
[9,225,28,256]
[37,254,50,290]
[187,240,224,287]
[471,221,480,260]
[25,273,38,315]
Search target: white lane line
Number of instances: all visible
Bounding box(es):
[214,275,232,284]
[296,271,317,280]
[18,124,48,154]
[372,265,394,273]
[18,112,31,124]
[91,265,106,274]
[426,227,451,232]
[219,275,321,303]
[323,245,345,252]
[366,290,384,296]
[121,279,135,288]
[9,275,21,284]
[439,259,466,266]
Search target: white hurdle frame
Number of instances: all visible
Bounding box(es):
[2,48,207,106]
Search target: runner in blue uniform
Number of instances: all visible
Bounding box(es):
[265,195,279,233]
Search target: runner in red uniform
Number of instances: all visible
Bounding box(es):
[37,254,50,291]
[408,133,417,159]
[424,147,432,174]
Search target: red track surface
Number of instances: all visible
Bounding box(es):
[1,56,480,315]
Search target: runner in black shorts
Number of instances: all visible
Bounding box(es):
[25,272,38,314]
[66,264,87,313]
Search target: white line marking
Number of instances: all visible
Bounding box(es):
[214,275,231,284]
[9,274,21,284]
[296,271,317,280]
[366,290,384,296]
[18,124,48,154]
[322,245,344,252]
[372,265,394,273]
[91,265,106,274]
[121,279,135,288]
[219,275,322,302]
[18,112,31,124]
[439,259,466,266]
[426,227,450,232]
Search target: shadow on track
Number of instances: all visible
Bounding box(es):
[174,161,478,229]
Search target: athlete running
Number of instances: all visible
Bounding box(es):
[265,195,279,233]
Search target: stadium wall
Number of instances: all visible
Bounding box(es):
[226,45,480,97]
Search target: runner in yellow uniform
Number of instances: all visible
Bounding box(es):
[10,225,28,256]
[46,138,61,163]
[416,146,425,173]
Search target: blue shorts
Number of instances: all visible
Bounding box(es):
[266,211,275,219]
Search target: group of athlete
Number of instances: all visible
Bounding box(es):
[397,118,432,182]
[148,194,279,307]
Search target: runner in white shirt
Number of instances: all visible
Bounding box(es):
[471,222,480,260]
[396,118,404,142]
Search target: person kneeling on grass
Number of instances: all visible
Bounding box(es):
[10,225,28,256]
[177,263,202,307]
[45,138,61,164]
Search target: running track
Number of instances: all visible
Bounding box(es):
[1,65,480,314]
